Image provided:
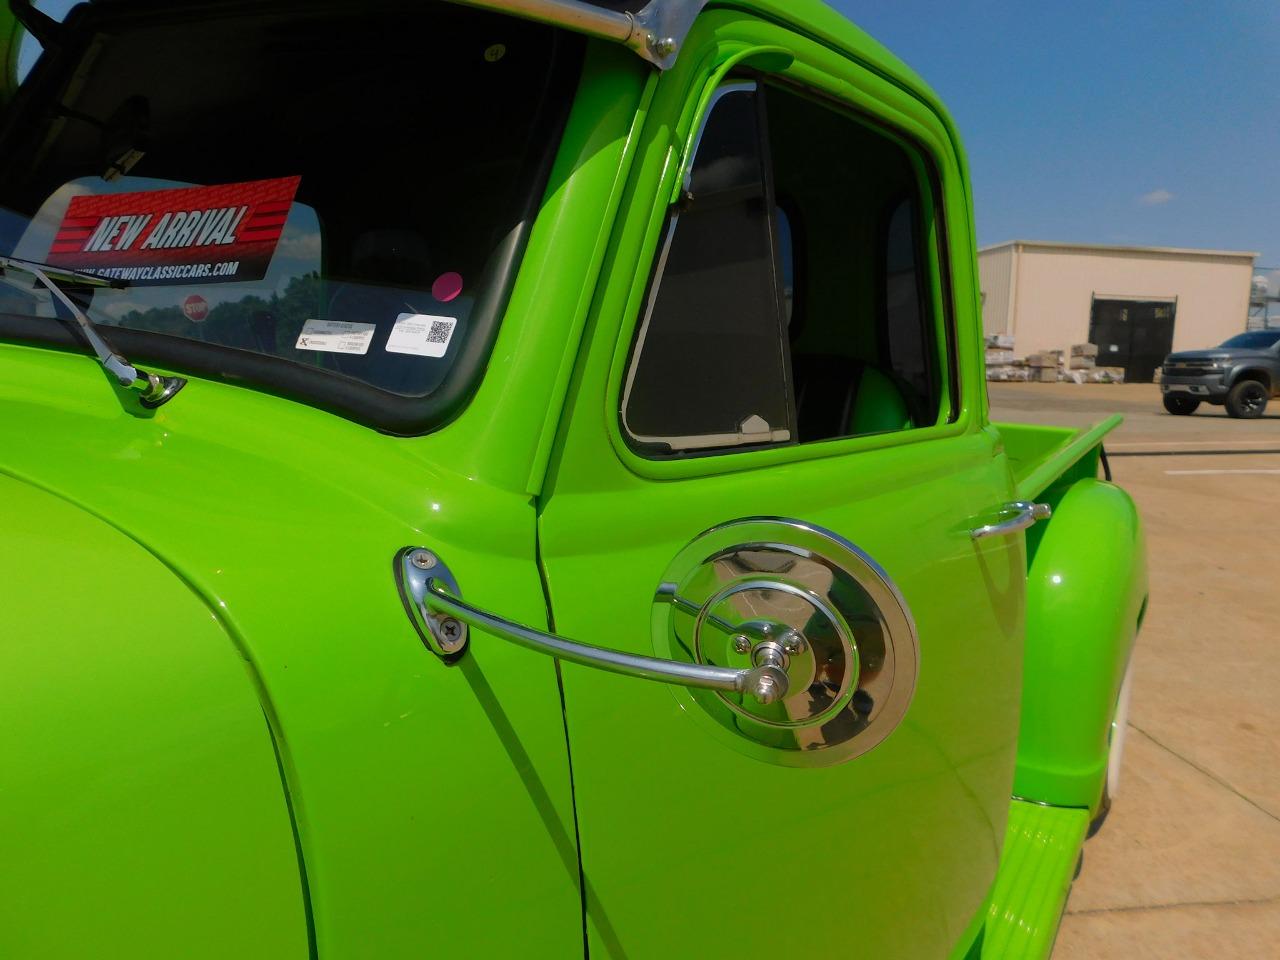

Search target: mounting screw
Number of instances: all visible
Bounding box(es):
[410,550,438,570]
[782,632,806,655]
[750,671,783,705]
[440,618,462,641]
[651,36,677,58]
[732,634,753,654]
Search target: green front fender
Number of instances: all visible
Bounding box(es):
[1014,478,1147,812]
[0,473,309,957]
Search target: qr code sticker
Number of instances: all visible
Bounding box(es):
[427,320,453,344]
[387,313,456,357]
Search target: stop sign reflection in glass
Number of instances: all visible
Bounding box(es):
[183,295,209,323]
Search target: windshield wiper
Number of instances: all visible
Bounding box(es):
[0,255,186,407]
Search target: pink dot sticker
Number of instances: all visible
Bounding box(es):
[432,271,464,303]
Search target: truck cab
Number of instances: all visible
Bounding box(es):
[0,2,1146,958]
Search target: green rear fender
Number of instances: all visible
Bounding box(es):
[1014,477,1147,812]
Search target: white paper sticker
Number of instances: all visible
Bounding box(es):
[386,313,457,358]
[295,318,376,355]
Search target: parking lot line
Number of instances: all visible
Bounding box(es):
[1110,441,1280,450]
[1163,468,1280,476]
[1112,449,1280,458]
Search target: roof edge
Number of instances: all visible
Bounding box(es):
[979,239,1260,262]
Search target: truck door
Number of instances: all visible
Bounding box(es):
[536,29,1027,959]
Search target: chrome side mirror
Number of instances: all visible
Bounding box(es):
[394,517,919,765]
[652,518,918,764]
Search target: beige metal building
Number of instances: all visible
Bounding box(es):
[979,241,1257,383]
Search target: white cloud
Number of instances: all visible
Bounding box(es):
[1139,188,1174,206]
[101,300,146,320]
[277,230,322,261]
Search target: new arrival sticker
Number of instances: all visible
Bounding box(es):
[46,175,301,286]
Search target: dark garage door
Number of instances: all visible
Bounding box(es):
[1089,298,1176,383]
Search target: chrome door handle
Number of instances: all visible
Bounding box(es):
[396,548,790,705]
[970,501,1052,540]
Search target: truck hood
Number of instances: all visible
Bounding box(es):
[1165,349,1273,362]
[0,343,526,679]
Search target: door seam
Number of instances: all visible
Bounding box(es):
[535,514,590,960]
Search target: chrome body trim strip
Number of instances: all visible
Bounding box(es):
[442,0,709,69]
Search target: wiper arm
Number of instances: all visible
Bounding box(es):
[0,256,186,408]
[0,256,128,290]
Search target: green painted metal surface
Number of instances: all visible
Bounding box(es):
[0,2,1146,957]
[0,474,308,958]
[997,416,1122,501]
[535,10,1023,957]
[982,800,1090,959]
[0,343,589,958]
[0,37,652,958]
[0,6,18,101]
[1015,477,1147,811]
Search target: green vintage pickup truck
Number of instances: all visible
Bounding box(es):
[0,1,1146,957]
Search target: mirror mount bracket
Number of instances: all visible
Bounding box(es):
[395,547,470,662]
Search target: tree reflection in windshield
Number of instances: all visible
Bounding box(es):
[115,272,323,357]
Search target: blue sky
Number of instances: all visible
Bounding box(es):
[834,1,1280,266]
[18,0,1280,266]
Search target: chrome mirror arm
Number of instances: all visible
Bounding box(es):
[395,547,788,705]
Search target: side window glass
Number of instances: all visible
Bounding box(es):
[884,198,933,412]
[621,83,791,453]
[767,85,944,443]
[621,79,948,458]
[776,204,795,326]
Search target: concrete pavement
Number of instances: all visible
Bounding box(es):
[987,383,1280,958]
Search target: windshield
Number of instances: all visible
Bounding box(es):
[1219,331,1280,350]
[0,1,580,430]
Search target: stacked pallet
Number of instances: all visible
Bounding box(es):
[1068,342,1097,369]
[985,334,1031,381]
[1028,351,1064,382]
[1064,344,1124,383]
[985,338,1124,383]
[1064,367,1126,384]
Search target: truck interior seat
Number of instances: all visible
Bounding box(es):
[791,353,912,443]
